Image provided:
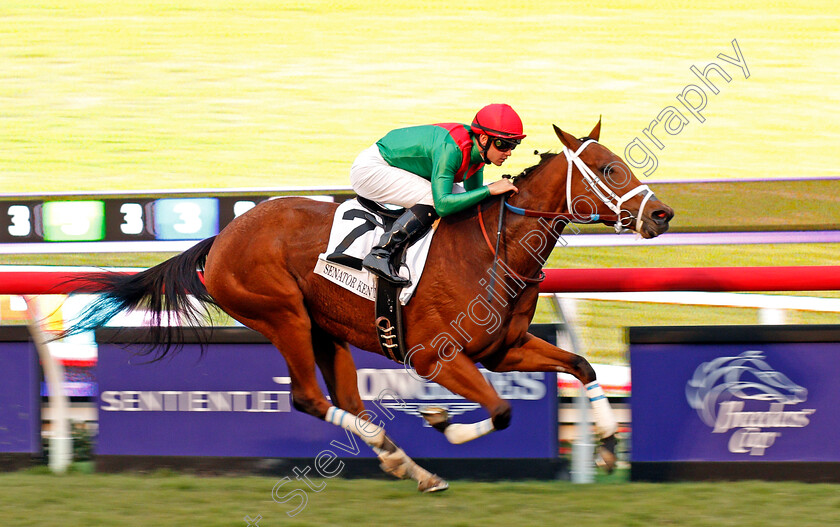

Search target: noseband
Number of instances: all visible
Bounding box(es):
[564,139,654,233]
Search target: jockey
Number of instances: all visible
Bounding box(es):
[351,103,525,287]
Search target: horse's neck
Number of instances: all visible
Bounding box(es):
[512,155,570,217]
[498,155,571,273]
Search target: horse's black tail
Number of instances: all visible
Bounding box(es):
[58,236,219,361]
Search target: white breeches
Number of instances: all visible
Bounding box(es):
[350,144,435,208]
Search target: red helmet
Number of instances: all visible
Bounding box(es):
[470,104,526,140]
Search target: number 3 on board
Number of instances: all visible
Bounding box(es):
[119,203,144,235]
[172,202,203,234]
[7,205,31,236]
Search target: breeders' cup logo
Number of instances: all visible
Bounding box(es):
[685,350,815,456]
[356,368,546,424]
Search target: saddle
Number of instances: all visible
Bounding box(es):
[328,196,410,364]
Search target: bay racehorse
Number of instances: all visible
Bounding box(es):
[67,120,674,491]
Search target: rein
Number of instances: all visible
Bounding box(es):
[486,193,508,303]
[503,201,616,222]
[477,202,545,286]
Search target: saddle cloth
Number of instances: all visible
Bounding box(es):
[314,198,436,305]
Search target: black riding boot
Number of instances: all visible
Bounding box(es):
[363,204,438,287]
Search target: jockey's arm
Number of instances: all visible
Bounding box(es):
[430,144,490,217]
[463,166,484,191]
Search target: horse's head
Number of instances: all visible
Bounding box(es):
[550,119,674,238]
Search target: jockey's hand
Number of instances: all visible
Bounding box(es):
[488,178,519,196]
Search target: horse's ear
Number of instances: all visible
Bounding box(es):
[588,116,602,142]
[553,124,580,150]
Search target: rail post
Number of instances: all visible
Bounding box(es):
[23,296,72,473]
[552,294,594,484]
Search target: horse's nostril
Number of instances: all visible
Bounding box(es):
[651,209,671,224]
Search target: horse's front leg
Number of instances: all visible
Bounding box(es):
[481,333,619,471]
[411,348,511,445]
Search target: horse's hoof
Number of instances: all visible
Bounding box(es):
[595,434,618,474]
[418,475,449,493]
[419,406,451,432]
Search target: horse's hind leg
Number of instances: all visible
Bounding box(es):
[311,327,448,492]
[482,333,619,472]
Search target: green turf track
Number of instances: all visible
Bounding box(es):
[2,468,840,527]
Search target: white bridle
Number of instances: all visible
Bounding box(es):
[563,139,654,234]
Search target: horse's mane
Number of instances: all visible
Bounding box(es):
[512,136,593,184]
[448,150,560,222]
[512,151,558,184]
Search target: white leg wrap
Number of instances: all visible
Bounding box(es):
[325,406,385,448]
[443,418,495,445]
[585,381,618,438]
